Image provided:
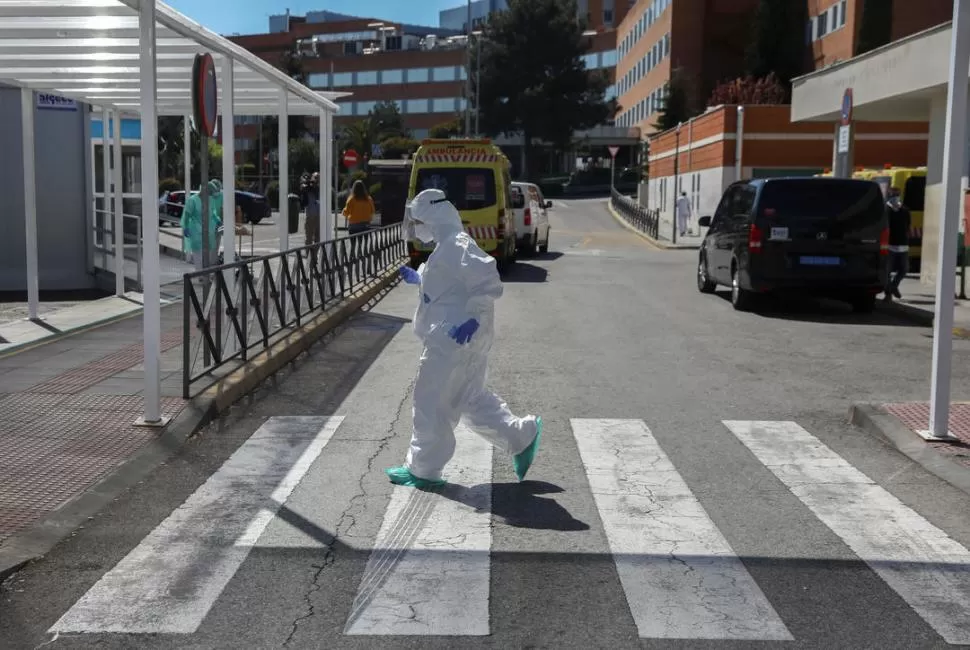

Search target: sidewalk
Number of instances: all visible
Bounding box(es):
[875,273,970,327]
[0,302,187,555]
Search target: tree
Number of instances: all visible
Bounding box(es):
[474,0,613,179]
[370,100,409,140]
[379,136,420,159]
[653,68,696,132]
[429,117,463,139]
[708,72,787,106]
[289,139,319,178]
[745,0,808,100]
[855,0,892,55]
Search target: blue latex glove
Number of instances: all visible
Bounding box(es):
[449,318,480,345]
[400,265,420,285]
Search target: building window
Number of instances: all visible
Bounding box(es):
[664,33,670,57]
[356,71,378,85]
[458,97,468,110]
[839,0,847,27]
[331,72,353,87]
[816,11,828,38]
[604,9,613,25]
[381,69,404,84]
[601,49,617,67]
[407,68,430,83]
[337,101,353,115]
[413,128,430,140]
[405,99,428,114]
[356,101,377,115]
[806,17,814,43]
[830,3,839,27]
[432,66,458,81]
[308,72,329,88]
[432,97,457,112]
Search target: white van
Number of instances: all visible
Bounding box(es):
[510,181,552,257]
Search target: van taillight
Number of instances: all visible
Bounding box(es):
[880,227,890,255]
[524,208,532,226]
[749,224,764,253]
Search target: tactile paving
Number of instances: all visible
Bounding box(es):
[883,402,970,442]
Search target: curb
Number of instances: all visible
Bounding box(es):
[0,268,401,582]
[849,403,970,497]
[605,201,700,250]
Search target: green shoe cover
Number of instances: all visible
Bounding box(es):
[384,465,446,489]
[513,417,542,482]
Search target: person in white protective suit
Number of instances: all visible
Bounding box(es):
[386,188,543,489]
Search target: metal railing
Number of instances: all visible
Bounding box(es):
[182,223,407,397]
[610,188,659,240]
[92,208,144,290]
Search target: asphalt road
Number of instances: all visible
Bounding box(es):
[5,198,970,649]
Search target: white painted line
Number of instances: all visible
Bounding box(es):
[570,419,792,641]
[724,420,970,646]
[49,416,343,635]
[556,200,570,208]
[344,424,492,636]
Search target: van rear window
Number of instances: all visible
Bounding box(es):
[758,179,885,225]
[416,168,497,211]
[510,185,526,209]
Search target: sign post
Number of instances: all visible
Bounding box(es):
[834,88,854,178]
[608,145,620,192]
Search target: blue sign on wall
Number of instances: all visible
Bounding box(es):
[36,93,78,111]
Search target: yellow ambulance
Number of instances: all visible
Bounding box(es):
[406,138,517,272]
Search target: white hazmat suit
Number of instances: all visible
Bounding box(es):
[386,188,542,488]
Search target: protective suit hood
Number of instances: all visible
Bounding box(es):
[407,189,464,242]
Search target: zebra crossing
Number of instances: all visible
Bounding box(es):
[47,415,970,644]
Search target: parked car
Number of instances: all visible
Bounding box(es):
[163,189,271,225]
[561,166,640,197]
[696,177,889,313]
[510,181,553,257]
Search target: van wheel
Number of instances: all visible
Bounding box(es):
[697,254,717,294]
[850,292,876,314]
[538,232,549,254]
[731,265,755,311]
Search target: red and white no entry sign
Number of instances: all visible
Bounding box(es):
[608,146,620,158]
[343,149,360,168]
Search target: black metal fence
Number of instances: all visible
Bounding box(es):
[182,223,406,397]
[610,188,659,240]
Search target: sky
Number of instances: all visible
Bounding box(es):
[164,0,463,36]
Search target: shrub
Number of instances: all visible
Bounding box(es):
[159,177,182,193]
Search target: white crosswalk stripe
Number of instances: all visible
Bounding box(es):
[49,416,343,635]
[46,415,970,644]
[571,419,792,641]
[724,420,970,646]
[343,424,492,636]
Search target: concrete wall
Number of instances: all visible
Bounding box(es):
[0,87,93,292]
[649,166,732,236]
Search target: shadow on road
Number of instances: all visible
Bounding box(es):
[438,480,589,532]
[712,291,926,327]
[503,263,549,284]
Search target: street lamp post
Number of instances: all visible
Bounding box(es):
[929,0,970,439]
[672,122,681,243]
[473,30,483,136]
[465,0,473,137]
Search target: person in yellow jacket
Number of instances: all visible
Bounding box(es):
[342,180,375,235]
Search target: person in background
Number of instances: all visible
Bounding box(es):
[676,190,693,237]
[884,187,911,302]
[180,179,222,266]
[343,180,376,236]
[302,172,321,245]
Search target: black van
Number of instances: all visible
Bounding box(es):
[696,177,889,312]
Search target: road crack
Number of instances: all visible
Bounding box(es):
[283,378,415,646]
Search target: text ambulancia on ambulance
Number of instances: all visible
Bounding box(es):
[406,139,518,273]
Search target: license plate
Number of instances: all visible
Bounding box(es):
[800,256,841,266]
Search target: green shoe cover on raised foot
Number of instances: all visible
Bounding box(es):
[384,465,446,489]
[513,417,542,482]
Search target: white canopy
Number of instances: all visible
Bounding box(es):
[0,0,347,116]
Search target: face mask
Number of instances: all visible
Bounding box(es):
[414,223,435,244]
